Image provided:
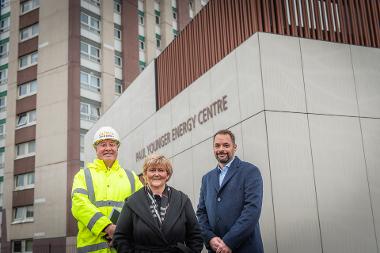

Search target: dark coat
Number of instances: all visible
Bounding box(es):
[113,187,203,253]
[196,157,264,253]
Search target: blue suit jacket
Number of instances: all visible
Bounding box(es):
[197,157,264,253]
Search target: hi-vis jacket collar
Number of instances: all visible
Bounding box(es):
[87,159,121,172]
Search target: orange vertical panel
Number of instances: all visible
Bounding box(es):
[241,0,250,41]
[308,0,317,39]
[326,0,336,42]
[230,0,237,51]
[301,0,311,38]
[208,2,216,67]
[222,1,230,54]
[174,42,180,98]
[268,0,277,34]
[320,0,329,40]
[275,0,285,35]
[181,30,187,91]
[194,17,201,80]
[294,0,304,37]
[233,0,239,49]
[202,4,209,71]
[239,0,245,45]
[245,0,251,41]
[250,0,259,33]
[187,28,192,88]
[371,0,380,47]
[225,0,232,55]
[313,0,323,40]
[331,0,342,42]
[337,0,349,43]
[365,0,376,47]
[256,0,264,32]
[204,7,210,71]
[183,30,188,91]
[212,1,218,66]
[348,0,360,45]
[262,0,270,33]
[216,1,223,63]
[353,0,364,45]
[344,0,354,45]
[359,0,371,46]
[288,0,298,36]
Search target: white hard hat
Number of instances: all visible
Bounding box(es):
[93,126,120,146]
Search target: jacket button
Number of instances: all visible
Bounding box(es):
[217,197,221,202]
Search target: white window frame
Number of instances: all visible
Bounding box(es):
[115,79,122,95]
[19,23,39,42]
[0,151,4,169]
[13,239,33,253]
[0,68,7,86]
[16,110,36,129]
[114,28,121,40]
[0,16,10,33]
[114,55,122,67]
[12,206,34,224]
[138,14,144,25]
[80,71,101,92]
[14,172,35,191]
[80,102,100,122]
[1,0,10,9]
[80,12,100,34]
[80,41,100,62]
[0,96,6,112]
[139,40,145,51]
[0,122,5,140]
[114,1,121,14]
[15,141,36,159]
[18,80,37,99]
[20,0,40,15]
[83,0,100,7]
[0,41,9,58]
[80,133,85,153]
[0,180,3,207]
[19,52,38,70]
[155,15,160,25]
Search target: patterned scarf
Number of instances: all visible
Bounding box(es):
[146,186,170,227]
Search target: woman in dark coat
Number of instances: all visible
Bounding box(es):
[113,154,203,253]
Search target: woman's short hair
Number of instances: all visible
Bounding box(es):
[142,154,173,182]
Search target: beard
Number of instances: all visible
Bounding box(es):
[215,152,231,165]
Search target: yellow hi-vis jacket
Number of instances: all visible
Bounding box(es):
[71,159,143,253]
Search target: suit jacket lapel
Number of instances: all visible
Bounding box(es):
[219,157,240,192]
[211,167,220,192]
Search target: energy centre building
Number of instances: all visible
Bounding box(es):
[86,1,380,253]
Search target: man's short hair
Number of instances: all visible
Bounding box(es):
[213,129,235,144]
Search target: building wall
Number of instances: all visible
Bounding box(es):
[85,32,380,253]
[33,0,70,240]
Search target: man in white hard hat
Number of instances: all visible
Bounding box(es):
[71,126,143,253]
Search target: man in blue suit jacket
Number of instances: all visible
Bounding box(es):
[197,129,264,253]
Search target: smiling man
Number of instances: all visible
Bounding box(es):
[197,129,264,253]
[71,126,143,253]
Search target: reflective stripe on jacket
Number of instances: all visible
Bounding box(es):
[71,159,143,253]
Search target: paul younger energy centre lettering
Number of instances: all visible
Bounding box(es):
[136,95,228,162]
